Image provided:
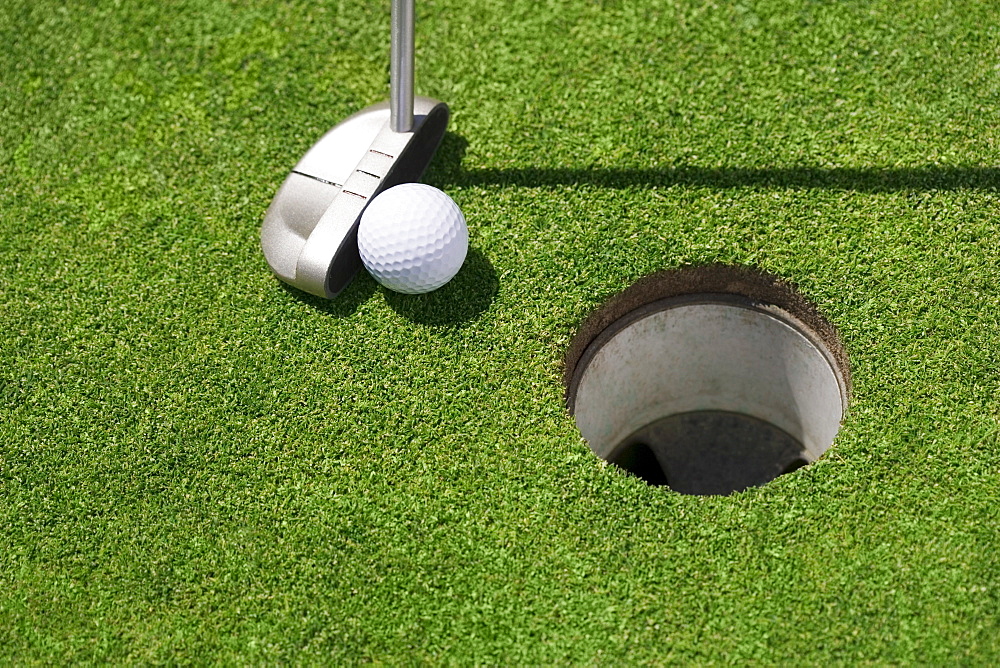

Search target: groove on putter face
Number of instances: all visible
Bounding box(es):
[260,0,449,299]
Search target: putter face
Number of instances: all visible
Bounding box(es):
[261,96,449,298]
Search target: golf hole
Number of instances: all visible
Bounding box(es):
[564,266,850,495]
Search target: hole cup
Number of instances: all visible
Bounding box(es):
[565,266,850,495]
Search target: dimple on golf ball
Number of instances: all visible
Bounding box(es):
[358,183,468,294]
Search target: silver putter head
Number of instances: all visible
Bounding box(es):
[260,96,449,298]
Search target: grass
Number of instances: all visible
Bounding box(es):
[2,0,999,662]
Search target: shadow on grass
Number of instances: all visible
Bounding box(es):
[447,165,1000,192]
[382,247,499,326]
[429,131,999,192]
[279,270,378,317]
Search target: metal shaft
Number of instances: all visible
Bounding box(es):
[390,0,415,133]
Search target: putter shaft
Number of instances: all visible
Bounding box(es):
[390,0,415,133]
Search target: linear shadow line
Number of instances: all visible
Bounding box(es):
[440,166,999,193]
[428,134,997,192]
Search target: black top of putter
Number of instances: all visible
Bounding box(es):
[260,0,449,299]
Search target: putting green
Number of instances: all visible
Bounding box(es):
[2,0,999,662]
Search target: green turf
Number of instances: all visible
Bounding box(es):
[2,0,999,662]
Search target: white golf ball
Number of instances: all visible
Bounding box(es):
[358,183,468,295]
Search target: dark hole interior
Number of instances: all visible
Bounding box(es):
[606,441,669,487]
[607,411,810,495]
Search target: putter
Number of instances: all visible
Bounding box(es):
[260,0,449,298]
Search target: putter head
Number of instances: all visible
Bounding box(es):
[261,96,449,298]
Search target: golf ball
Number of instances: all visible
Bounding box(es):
[358,183,468,294]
